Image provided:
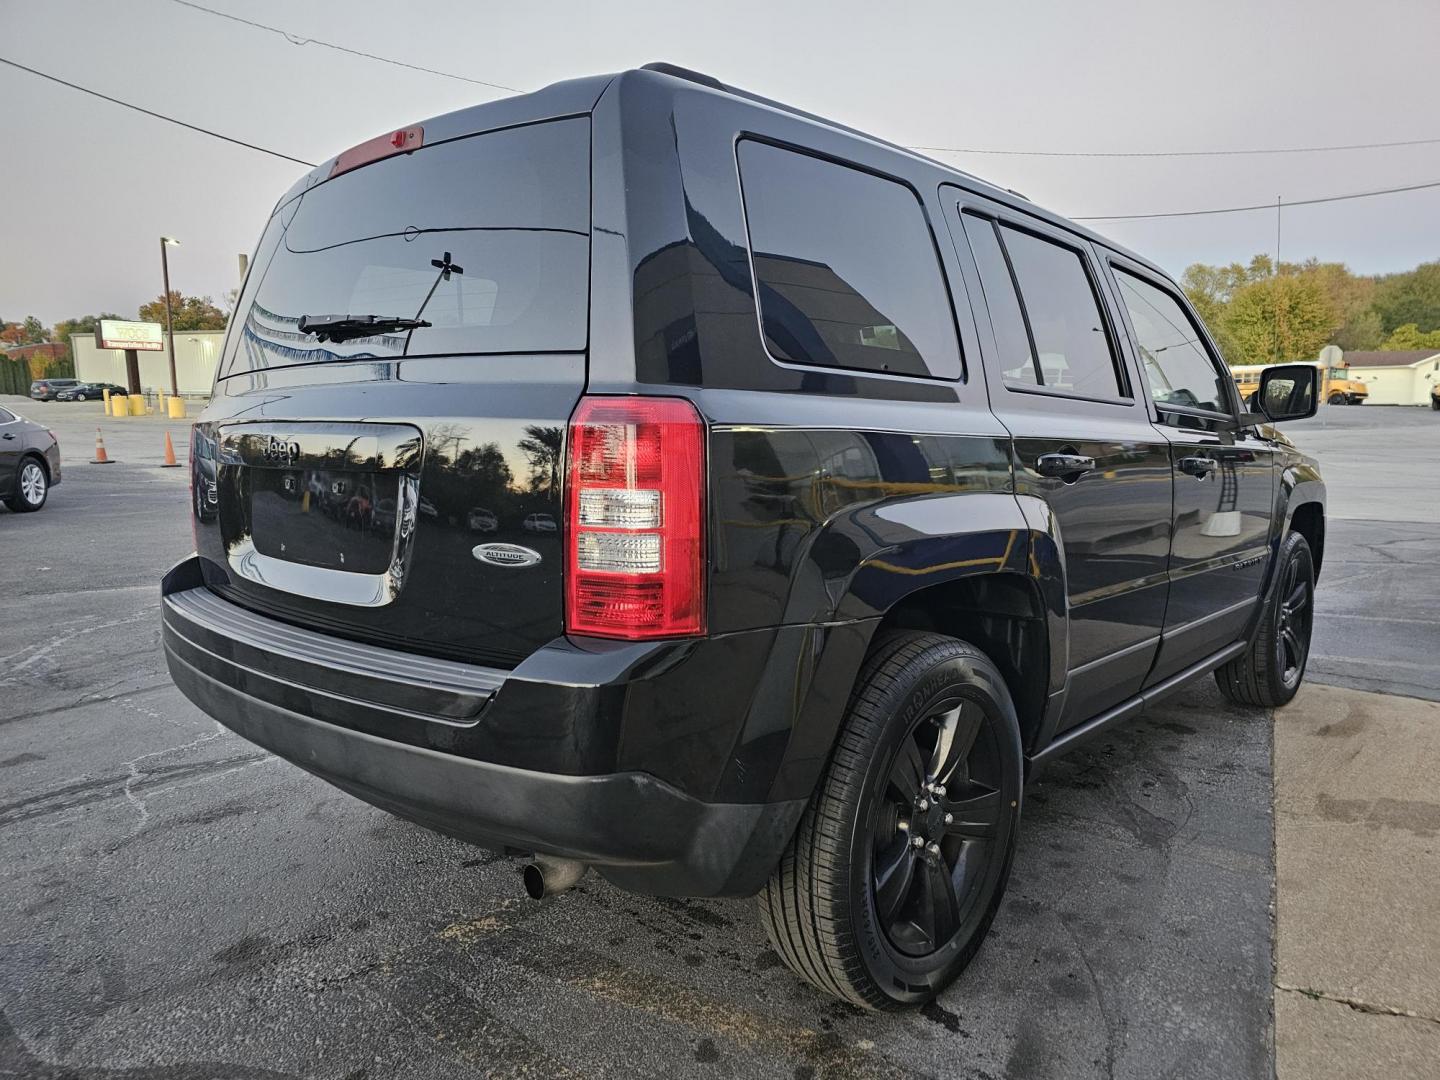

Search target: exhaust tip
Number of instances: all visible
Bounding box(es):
[522,856,587,900]
[522,862,547,900]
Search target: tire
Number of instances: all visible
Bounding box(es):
[76,393,87,401]
[1327,392,1347,406]
[4,457,49,513]
[1216,531,1315,708]
[758,631,1023,1009]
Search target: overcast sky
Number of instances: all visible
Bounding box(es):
[3,0,1438,327]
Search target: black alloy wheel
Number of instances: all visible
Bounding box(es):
[871,695,1003,957]
[760,632,1023,1009]
[1273,542,1314,693]
[1216,530,1315,707]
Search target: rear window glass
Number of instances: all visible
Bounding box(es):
[221,118,590,378]
[737,141,962,380]
[998,225,1123,399]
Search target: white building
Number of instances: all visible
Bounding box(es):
[73,330,225,396]
[1344,350,1440,405]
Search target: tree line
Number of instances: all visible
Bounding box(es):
[0,292,228,379]
[1182,257,1440,367]
[6,259,1439,381]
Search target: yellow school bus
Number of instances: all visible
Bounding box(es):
[1231,361,1368,406]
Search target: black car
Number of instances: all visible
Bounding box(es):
[0,404,61,512]
[161,65,1326,1009]
[29,378,80,401]
[55,382,127,402]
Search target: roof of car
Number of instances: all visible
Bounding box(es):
[279,64,1162,280]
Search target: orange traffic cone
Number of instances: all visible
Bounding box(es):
[91,428,115,464]
[161,430,181,467]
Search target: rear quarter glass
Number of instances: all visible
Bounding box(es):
[221,117,591,379]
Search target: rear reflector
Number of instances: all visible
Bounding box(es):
[330,125,424,178]
[565,397,705,639]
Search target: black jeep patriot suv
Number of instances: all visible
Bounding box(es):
[162,64,1326,1009]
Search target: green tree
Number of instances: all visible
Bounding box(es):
[1181,256,1275,362]
[1297,261,1382,351]
[138,292,228,331]
[1372,261,1440,335]
[1379,323,1440,351]
[1221,274,1338,366]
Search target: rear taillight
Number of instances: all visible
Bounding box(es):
[565,396,706,639]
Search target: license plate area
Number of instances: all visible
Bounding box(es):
[250,468,399,574]
[217,422,424,607]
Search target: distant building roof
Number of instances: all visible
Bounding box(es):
[3,341,67,360]
[1343,350,1440,368]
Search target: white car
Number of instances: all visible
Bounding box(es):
[522,512,557,533]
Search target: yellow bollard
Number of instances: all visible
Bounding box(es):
[167,396,186,419]
[102,388,111,410]
[129,394,145,416]
[112,396,130,419]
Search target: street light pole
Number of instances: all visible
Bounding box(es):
[160,236,180,397]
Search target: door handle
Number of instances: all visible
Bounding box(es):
[1035,452,1096,478]
[1177,456,1217,477]
[1,433,15,440]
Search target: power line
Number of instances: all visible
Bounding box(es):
[912,135,1440,159]
[1073,178,1440,221]
[167,0,522,93]
[166,1,1440,163]
[6,51,1439,225]
[0,56,315,166]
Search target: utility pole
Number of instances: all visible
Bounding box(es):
[1274,197,1284,363]
[1275,195,1282,271]
[161,236,180,397]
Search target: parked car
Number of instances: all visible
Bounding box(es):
[160,65,1327,1010]
[191,427,219,521]
[28,378,80,402]
[0,405,61,512]
[55,382,128,402]
[467,507,499,533]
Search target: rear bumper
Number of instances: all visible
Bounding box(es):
[160,557,808,897]
[45,443,61,487]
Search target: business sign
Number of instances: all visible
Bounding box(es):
[95,320,164,352]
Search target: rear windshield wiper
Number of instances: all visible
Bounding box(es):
[296,314,433,343]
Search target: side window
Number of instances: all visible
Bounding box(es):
[998,224,1123,399]
[1114,268,1229,412]
[960,212,1039,385]
[0,408,13,422]
[737,141,962,380]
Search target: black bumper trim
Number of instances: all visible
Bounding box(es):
[163,585,501,722]
[164,625,805,897]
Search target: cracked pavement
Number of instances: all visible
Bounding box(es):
[0,398,1434,1078]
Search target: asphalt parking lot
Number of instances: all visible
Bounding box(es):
[2,398,1436,1079]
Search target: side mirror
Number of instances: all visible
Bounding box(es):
[1253,363,1319,423]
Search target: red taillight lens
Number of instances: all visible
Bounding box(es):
[565,396,706,639]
